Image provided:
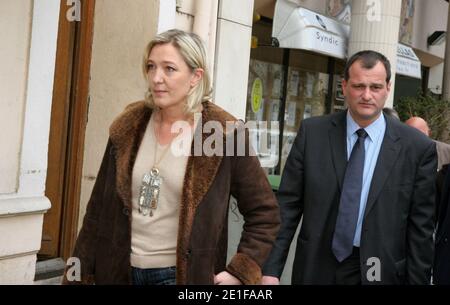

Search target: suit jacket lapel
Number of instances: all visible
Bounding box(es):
[329,111,348,191]
[364,117,401,218]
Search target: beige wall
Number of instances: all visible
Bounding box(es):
[1,0,58,284]
[0,0,33,193]
[412,0,447,65]
[296,0,327,14]
[0,212,44,281]
[429,62,445,94]
[175,0,194,32]
[78,0,160,229]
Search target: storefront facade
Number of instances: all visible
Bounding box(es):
[243,0,447,283]
[247,0,446,178]
[248,2,348,175]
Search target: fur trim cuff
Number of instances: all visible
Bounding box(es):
[226,253,262,285]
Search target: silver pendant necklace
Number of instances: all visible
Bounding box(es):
[139,167,162,216]
[138,113,172,217]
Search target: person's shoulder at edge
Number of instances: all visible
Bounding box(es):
[435,139,450,149]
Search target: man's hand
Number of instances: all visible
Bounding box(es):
[261,275,280,285]
[214,271,242,285]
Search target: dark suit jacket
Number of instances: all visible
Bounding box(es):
[263,110,437,284]
[434,164,450,284]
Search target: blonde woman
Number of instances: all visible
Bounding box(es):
[64,29,280,285]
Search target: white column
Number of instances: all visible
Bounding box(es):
[192,0,219,81]
[19,0,60,197]
[157,0,176,33]
[213,0,254,119]
[349,0,402,107]
[0,0,59,284]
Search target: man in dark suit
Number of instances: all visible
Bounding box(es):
[262,50,437,285]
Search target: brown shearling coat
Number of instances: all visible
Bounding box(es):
[65,101,280,284]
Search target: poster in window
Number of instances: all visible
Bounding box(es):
[272,64,283,98]
[303,104,312,119]
[286,102,297,127]
[288,70,299,97]
[399,0,415,45]
[270,100,280,122]
[305,72,315,98]
[251,78,263,114]
[326,0,352,24]
[318,73,330,96]
[335,75,345,102]
[252,60,268,81]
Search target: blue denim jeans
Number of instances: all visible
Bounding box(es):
[131,266,176,285]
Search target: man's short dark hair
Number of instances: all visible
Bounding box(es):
[344,50,391,83]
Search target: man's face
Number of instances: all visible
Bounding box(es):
[342,60,391,127]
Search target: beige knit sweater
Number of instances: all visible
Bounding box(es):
[130,113,189,269]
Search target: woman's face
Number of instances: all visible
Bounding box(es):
[146,43,202,111]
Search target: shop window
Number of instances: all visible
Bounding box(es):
[247,20,345,176]
[332,60,346,112]
[246,58,284,174]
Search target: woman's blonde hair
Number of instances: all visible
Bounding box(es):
[142,29,212,113]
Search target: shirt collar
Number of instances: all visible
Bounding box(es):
[346,111,386,142]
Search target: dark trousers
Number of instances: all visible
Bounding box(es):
[335,247,361,285]
[131,266,176,285]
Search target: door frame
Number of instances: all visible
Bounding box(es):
[60,0,96,260]
[42,0,96,261]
